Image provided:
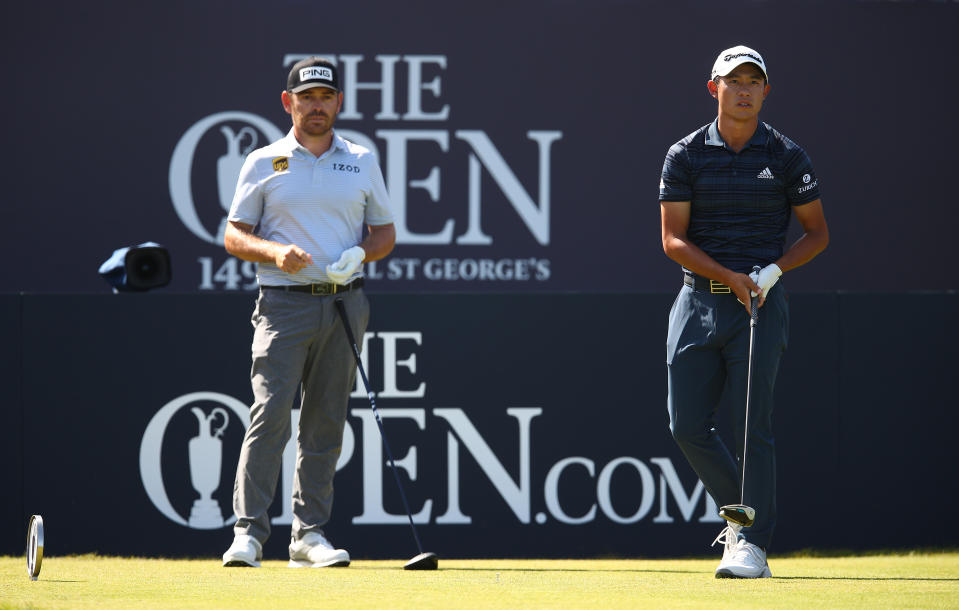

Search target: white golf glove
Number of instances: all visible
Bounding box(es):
[750,263,782,297]
[325,246,365,285]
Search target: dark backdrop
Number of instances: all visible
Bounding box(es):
[2,292,955,558]
[3,0,958,293]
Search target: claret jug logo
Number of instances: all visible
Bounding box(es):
[169,113,284,246]
[139,392,250,529]
[140,391,357,530]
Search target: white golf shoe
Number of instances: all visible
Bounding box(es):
[713,526,771,578]
[288,531,350,568]
[222,534,262,567]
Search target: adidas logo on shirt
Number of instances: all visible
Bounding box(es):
[757,167,775,180]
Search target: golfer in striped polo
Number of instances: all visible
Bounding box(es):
[659,46,829,578]
[222,57,395,568]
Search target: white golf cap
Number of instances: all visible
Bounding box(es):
[710,45,769,82]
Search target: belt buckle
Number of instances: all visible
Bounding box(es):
[709,280,731,294]
[311,283,335,296]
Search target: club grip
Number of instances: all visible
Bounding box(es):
[750,265,761,323]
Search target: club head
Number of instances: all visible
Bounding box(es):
[403,552,438,570]
[719,504,756,527]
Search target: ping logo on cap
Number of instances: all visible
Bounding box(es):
[300,66,333,82]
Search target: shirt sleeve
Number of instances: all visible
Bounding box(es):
[659,143,692,202]
[784,148,821,206]
[227,155,265,226]
[363,158,395,226]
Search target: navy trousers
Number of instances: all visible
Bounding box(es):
[666,278,788,549]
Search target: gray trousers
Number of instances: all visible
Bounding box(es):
[232,287,369,545]
[666,281,788,550]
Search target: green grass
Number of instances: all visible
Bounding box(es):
[2,552,958,609]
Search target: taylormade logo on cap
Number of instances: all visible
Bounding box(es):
[300,66,333,82]
[724,52,762,64]
[711,45,769,83]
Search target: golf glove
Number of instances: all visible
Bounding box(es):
[326,246,365,285]
[750,263,782,297]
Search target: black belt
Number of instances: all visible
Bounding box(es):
[683,272,732,294]
[261,278,364,295]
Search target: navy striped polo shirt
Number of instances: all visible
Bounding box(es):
[659,119,820,273]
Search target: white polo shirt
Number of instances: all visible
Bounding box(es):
[228,129,394,286]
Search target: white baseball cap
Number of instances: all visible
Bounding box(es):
[710,45,769,82]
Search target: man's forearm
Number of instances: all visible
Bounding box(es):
[224,222,314,274]
[359,224,396,262]
[224,224,280,264]
[775,227,829,273]
[664,235,738,285]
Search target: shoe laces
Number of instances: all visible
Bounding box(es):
[711,524,742,550]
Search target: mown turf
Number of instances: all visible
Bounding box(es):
[1,552,957,609]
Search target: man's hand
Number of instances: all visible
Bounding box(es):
[750,263,783,305]
[274,245,313,273]
[326,246,365,284]
[730,272,762,315]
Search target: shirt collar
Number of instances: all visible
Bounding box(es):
[705,119,769,150]
[278,128,347,157]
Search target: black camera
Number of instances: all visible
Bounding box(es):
[98,242,172,292]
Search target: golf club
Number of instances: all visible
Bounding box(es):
[720,265,762,529]
[334,297,439,571]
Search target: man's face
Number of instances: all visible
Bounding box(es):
[709,63,769,119]
[282,86,343,137]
